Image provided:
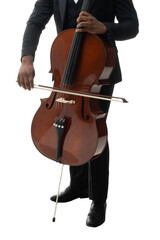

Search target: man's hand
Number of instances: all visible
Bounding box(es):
[76,11,107,35]
[17,56,35,90]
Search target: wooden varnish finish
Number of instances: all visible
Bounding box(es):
[31,29,116,166]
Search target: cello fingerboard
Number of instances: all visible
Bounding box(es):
[61,0,92,86]
[81,0,92,12]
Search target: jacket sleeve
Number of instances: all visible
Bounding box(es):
[103,0,139,41]
[21,0,54,60]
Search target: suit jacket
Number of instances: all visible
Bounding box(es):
[21,0,139,84]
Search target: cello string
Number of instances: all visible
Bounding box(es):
[65,31,77,116]
[61,30,81,118]
[65,31,82,116]
[59,31,78,118]
[57,0,90,118]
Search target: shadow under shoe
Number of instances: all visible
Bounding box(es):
[50,186,88,203]
[86,201,107,227]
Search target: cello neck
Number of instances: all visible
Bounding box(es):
[61,0,92,86]
[81,0,92,12]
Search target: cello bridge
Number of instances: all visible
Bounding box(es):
[56,97,75,104]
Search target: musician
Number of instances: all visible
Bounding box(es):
[17,0,139,227]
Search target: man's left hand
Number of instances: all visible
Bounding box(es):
[76,11,107,35]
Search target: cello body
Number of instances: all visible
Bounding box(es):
[31,29,116,166]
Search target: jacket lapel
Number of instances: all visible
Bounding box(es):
[59,0,67,26]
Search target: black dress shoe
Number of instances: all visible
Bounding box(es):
[50,186,88,202]
[86,201,106,227]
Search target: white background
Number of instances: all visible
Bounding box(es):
[0,0,160,239]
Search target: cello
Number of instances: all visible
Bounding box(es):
[31,0,125,167]
[28,0,128,222]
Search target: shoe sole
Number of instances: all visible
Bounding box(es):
[50,195,88,202]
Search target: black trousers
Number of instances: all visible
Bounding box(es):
[69,84,114,202]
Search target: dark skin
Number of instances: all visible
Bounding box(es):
[17,11,107,90]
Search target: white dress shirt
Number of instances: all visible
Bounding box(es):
[74,0,79,3]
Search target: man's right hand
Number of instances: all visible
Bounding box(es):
[17,56,35,90]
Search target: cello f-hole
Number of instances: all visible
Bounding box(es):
[81,97,90,120]
[46,92,57,109]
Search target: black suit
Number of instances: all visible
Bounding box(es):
[21,0,139,201]
[22,0,139,84]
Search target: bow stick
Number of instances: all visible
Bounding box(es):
[33,84,128,103]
